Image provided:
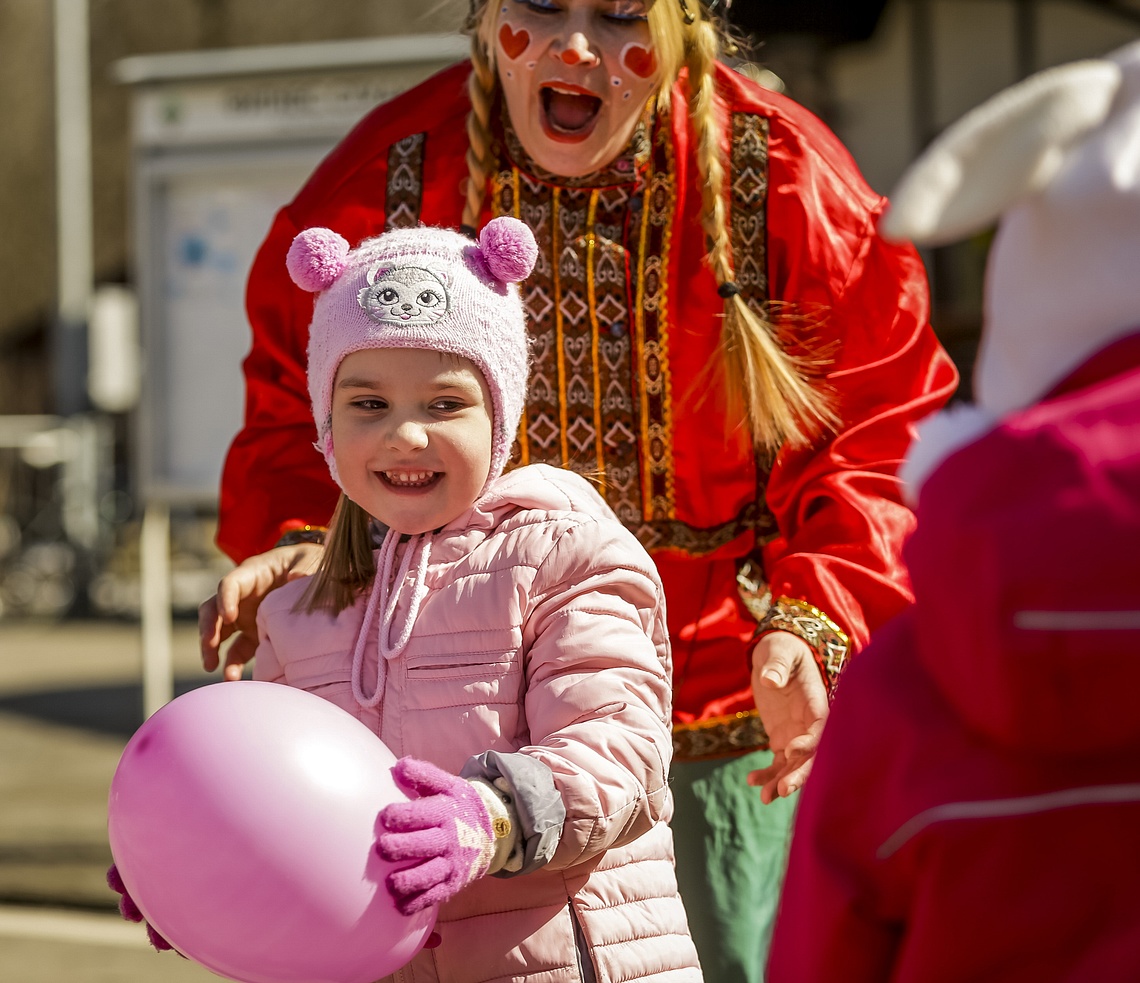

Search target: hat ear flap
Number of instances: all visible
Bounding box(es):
[287,228,351,292]
[881,59,1121,246]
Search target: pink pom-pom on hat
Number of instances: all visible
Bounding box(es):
[287,228,351,292]
[477,216,538,284]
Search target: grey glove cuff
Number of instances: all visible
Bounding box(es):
[460,751,565,877]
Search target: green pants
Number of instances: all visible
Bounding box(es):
[670,749,798,983]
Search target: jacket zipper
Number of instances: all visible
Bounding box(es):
[569,901,597,983]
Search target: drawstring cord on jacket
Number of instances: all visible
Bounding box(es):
[350,526,434,708]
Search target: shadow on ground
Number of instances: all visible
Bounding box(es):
[0,678,215,739]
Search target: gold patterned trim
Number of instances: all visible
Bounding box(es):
[638,121,677,523]
[754,595,850,697]
[631,509,776,556]
[672,710,770,762]
[735,557,771,622]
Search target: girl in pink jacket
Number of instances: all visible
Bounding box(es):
[250,218,701,983]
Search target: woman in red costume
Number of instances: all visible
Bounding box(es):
[199,1,957,978]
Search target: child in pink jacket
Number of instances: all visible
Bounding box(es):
[247,218,699,983]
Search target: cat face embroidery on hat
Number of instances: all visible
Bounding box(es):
[358,264,451,326]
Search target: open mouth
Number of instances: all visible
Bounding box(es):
[380,470,440,490]
[540,83,602,141]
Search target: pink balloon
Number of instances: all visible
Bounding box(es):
[108,681,436,983]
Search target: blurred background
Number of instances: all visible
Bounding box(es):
[2,0,1139,624]
[0,0,1137,975]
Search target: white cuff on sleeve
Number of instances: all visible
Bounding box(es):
[469,778,523,874]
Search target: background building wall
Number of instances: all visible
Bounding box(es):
[0,0,469,415]
[830,0,1140,196]
[0,1,56,412]
[824,0,1140,376]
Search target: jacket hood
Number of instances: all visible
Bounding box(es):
[906,340,1140,755]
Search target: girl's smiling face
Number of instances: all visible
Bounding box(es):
[494,0,660,177]
[330,348,494,535]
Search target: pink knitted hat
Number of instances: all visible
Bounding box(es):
[287,219,537,489]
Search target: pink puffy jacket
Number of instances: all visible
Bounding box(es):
[256,464,702,983]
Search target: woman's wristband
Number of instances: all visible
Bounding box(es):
[753,595,850,698]
[273,524,328,548]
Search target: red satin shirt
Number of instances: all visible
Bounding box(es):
[218,61,957,723]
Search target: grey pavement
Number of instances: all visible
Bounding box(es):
[0,617,222,981]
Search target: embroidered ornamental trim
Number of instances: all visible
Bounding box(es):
[731,112,780,554]
[637,121,677,525]
[636,504,777,555]
[672,709,770,762]
[385,133,426,231]
[754,595,851,698]
[493,148,649,530]
[489,109,779,557]
[730,113,770,317]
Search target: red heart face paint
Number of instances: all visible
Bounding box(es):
[620,43,656,79]
[493,0,659,179]
[498,22,531,61]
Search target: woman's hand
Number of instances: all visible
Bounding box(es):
[747,632,830,804]
[198,543,324,679]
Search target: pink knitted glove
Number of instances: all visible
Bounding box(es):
[106,864,174,953]
[377,757,497,915]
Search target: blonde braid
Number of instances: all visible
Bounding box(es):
[462,5,499,231]
[685,18,837,451]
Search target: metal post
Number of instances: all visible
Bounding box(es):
[53,0,94,417]
[58,415,109,554]
[140,500,174,718]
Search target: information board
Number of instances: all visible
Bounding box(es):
[125,36,469,503]
[136,149,324,502]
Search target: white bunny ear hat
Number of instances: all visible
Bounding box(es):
[882,40,1140,496]
[883,40,1140,418]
